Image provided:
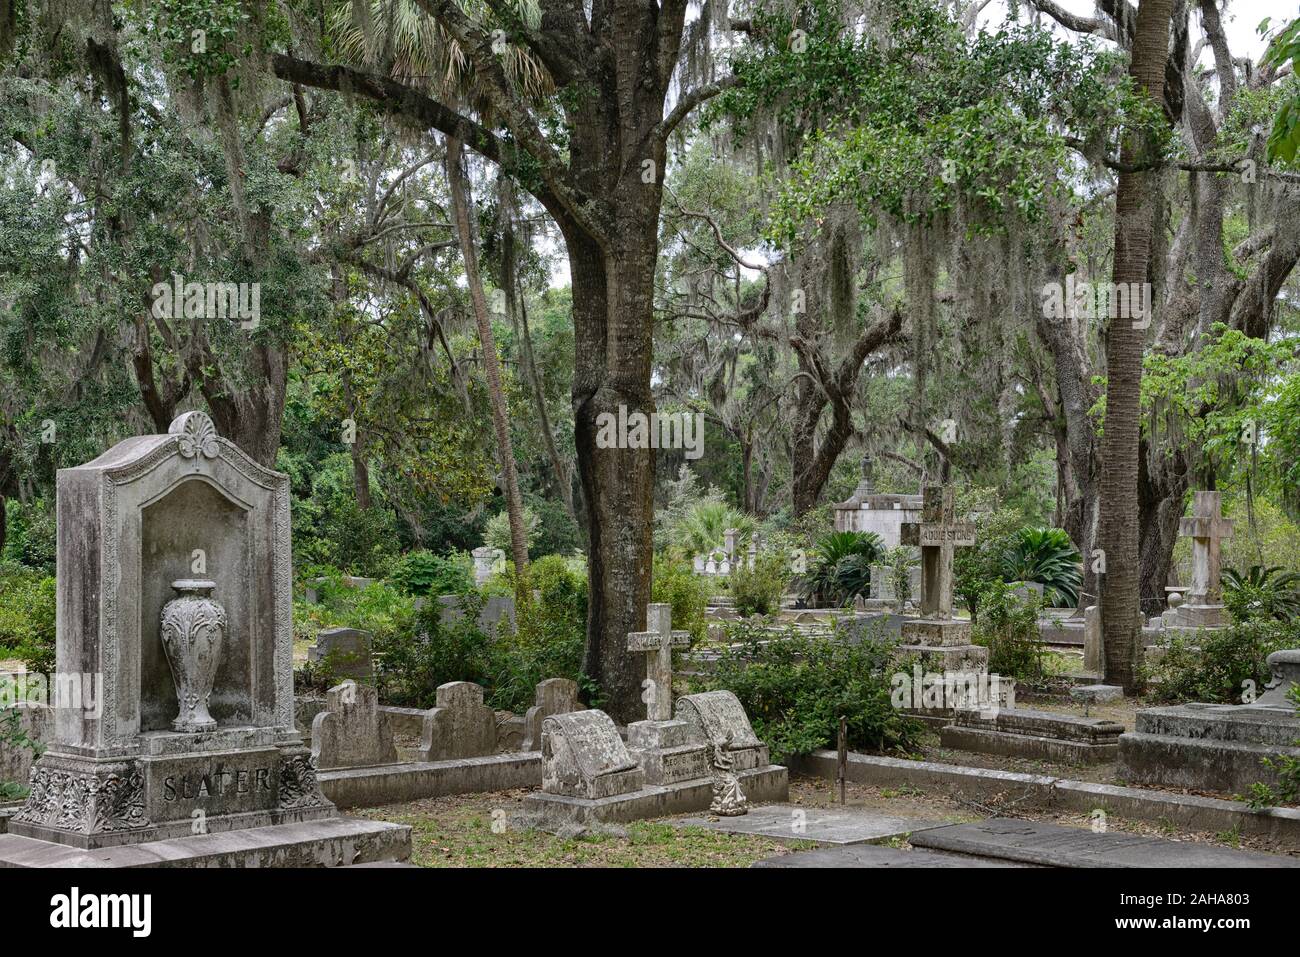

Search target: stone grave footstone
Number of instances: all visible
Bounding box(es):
[308,627,374,682]
[312,681,398,770]
[521,678,580,752]
[417,681,498,761]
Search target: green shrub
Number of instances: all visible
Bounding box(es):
[798,531,884,606]
[1142,618,1298,704]
[388,550,474,596]
[292,569,415,691]
[701,619,925,763]
[954,498,1033,615]
[2,500,56,573]
[374,592,495,708]
[971,581,1045,683]
[652,557,710,644]
[999,527,1082,607]
[0,568,56,673]
[729,551,791,617]
[411,554,588,714]
[484,506,541,554]
[1223,565,1300,622]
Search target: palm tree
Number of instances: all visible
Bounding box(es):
[330,0,553,589]
[1098,0,1176,692]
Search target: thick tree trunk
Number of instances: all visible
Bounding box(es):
[1098,0,1175,692]
[447,139,530,585]
[570,228,658,722]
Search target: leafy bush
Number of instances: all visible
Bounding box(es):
[999,527,1082,607]
[954,496,1035,615]
[485,506,541,554]
[2,499,56,573]
[1223,565,1300,622]
[0,567,56,673]
[798,531,884,606]
[652,557,711,644]
[971,581,1045,683]
[292,570,415,690]
[728,551,791,617]
[377,555,588,714]
[374,592,495,707]
[388,550,474,596]
[701,619,925,763]
[1142,618,1298,704]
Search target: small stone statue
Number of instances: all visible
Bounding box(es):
[708,731,748,817]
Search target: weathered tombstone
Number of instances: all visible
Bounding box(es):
[1083,604,1102,676]
[538,710,645,799]
[1120,649,1300,794]
[471,546,502,586]
[724,527,739,563]
[521,678,580,752]
[437,594,516,638]
[625,605,709,784]
[1163,491,1233,631]
[897,485,987,674]
[311,681,398,770]
[2,412,404,863]
[417,681,497,761]
[308,627,374,682]
[675,690,769,772]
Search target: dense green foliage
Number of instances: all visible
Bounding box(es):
[702,619,925,763]
[1142,619,1299,705]
[970,581,1046,684]
[999,527,1082,607]
[798,531,884,606]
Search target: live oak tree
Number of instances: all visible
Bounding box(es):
[271,0,748,719]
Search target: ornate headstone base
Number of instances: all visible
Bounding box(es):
[1119,651,1300,794]
[9,730,334,850]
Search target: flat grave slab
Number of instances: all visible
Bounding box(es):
[0,817,410,868]
[676,804,946,846]
[753,843,1029,868]
[909,818,1300,868]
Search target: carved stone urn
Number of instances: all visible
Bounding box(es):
[159,579,226,732]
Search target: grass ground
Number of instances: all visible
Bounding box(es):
[355,788,815,867]
[353,772,1300,867]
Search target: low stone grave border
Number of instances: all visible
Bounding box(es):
[790,750,1300,845]
[318,752,542,809]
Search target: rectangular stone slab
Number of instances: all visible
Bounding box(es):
[676,805,948,846]
[951,707,1124,744]
[753,844,1031,868]
[0,817,410,868]
[909,818,1300,868]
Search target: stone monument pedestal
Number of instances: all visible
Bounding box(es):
[0,412,408,867]
[1118,650,1300,794]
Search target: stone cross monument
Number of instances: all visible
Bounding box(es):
[627,603,691,721]
[900,484,975,621]
[1166,491,1233,630]
[897,484,988,676]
